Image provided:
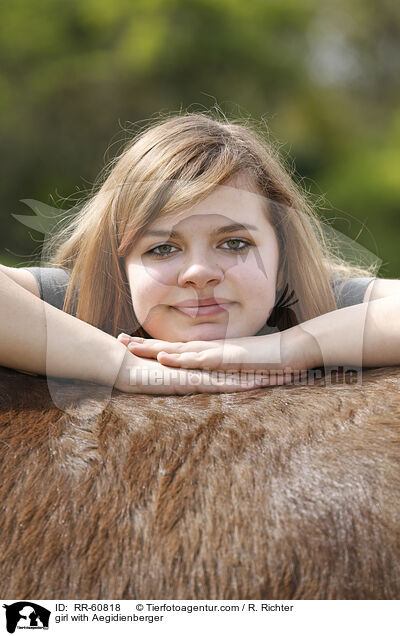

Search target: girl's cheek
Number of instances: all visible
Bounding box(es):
[141,263,178,287]
[131,280,175,321]
[231,265,266,290]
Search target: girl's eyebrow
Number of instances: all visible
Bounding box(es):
[141,222,259,239]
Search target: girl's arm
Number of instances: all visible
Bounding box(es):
[0,268,262,394]
[295,293,400,369]
[0,266,129,386]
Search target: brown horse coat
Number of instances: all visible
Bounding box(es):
[0,365,399,599]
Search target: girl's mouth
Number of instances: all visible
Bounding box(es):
[171,303,234,318]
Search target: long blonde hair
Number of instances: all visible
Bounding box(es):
[44,110,378,337]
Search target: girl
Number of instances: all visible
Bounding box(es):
[1,111,400,394]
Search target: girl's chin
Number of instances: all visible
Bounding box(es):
[151,324,234,342]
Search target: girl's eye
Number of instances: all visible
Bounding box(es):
[147,239,251,258]
[221,239,251,252]
[147,244,178,258]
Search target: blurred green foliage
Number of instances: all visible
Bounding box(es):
[1,0,399,276]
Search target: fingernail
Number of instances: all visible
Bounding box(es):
[118,333,132,343]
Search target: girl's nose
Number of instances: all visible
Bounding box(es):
[178,254,224,289]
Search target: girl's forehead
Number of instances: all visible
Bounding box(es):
[153,184,270,229]
[149,212,264,235]
[189,183,266,212]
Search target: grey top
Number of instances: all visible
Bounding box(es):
[330,277,375,308]
[21,266,376,315]
[22,267,71,311]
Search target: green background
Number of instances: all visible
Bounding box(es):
[1,0,399,277]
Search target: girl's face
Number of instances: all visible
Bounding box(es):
[124,177,281,341]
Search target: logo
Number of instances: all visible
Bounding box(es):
[2,603,50,633]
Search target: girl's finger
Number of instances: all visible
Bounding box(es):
[117,333,133,344]
[128,342,181,357]
[157,350,238,371]
[128,340,205,356]
[128,338,223,353]
[156,351,204,368]
[127,343,156,357]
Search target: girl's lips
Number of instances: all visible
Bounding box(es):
[171,303,234,318]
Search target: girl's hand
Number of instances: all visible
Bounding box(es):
[117,329,313,385]
[114,348,271,395]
